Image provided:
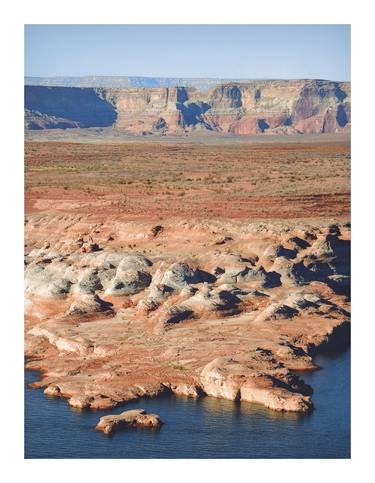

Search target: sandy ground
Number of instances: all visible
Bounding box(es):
[25,139,350,221]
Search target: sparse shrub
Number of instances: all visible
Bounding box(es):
[172,364,188,371]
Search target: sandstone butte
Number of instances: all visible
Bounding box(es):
[25,213,350,415]
[24,79,351,135]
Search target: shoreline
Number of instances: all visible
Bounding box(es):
[24,349,351,458]
[25,339,350,413]
[25,215,350,414]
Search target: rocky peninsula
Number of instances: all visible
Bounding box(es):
[25,214,350,414]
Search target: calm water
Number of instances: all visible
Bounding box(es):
[25,350,350,459]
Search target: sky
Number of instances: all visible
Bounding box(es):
[24,24,350,81]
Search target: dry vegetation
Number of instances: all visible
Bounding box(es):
[25,140,350,221]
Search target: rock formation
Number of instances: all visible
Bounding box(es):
[96,409,162,434]
[25,217,350,414]
[200,354,312,412]
[25,79,351,135]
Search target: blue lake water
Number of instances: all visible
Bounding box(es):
[25,350,350,459]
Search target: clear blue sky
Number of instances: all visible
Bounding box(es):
[25,25,350,81]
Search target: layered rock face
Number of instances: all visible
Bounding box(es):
[25,86,117,130]
[25,79,351,135]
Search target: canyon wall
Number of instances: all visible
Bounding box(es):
[25,80,351,135]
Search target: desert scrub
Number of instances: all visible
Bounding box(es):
[171,363,188,372]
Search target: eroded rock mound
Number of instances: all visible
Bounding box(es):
[25,262,72,298]
[67,294,113,316]
[105,268,151,296]
[25,219,350,415]
[96,409,162,434]
[159,262,215,290]
[105,254,152,295]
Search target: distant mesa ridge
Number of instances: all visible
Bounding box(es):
[25,76,307,89]
[24,76,344,89]
[24,77,351,135]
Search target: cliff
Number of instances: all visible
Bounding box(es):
[24,79,351,135]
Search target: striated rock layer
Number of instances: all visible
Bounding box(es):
[25,79,351,135]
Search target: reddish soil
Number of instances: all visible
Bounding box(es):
[25,141,350,221]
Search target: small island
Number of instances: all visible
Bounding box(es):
[96,409,163,434]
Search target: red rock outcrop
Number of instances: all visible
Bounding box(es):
[25,216,350,414]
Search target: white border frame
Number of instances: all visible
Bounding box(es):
[1,1,372,481]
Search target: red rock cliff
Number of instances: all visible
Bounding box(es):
[25,80,351,135]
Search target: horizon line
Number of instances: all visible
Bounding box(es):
[24,75,351,82]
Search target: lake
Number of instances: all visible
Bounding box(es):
[24,349,350,458]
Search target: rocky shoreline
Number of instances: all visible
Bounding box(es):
[25,216,350,414]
